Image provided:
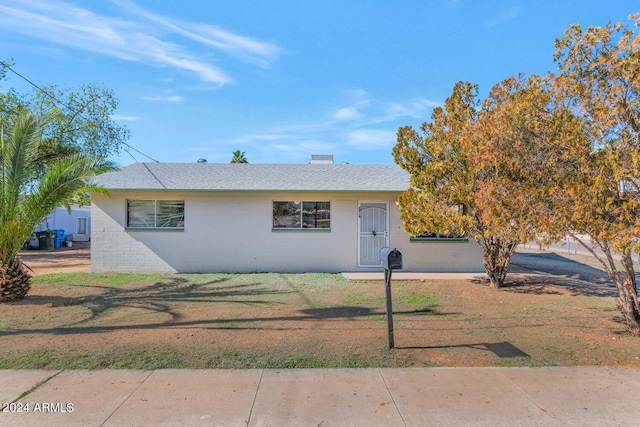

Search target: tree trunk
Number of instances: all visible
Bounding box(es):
[481,236,519,288]
[572,233,640,337]
[0,260,32,303]
[609,252,640,337]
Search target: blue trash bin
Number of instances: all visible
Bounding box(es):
[54,229,65,249]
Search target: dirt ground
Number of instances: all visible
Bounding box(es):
[19,241,91,275]
[5,244,640,368]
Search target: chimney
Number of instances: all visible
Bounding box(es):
[309,154,334,164]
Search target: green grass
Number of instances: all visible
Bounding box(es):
[342,289,385,306]
[32,273,173,288]
[397,289,439,310]
[3,272,635,369]
[0,347,383,369]
[218,320,239,329]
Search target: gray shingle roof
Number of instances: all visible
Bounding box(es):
[94,163,410,192]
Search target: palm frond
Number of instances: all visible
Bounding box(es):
[0,110,114,267]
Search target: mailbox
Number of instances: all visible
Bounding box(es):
[380,247,402,270]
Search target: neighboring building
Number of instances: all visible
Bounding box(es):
[33,205,91,244]
[90,160,484,273]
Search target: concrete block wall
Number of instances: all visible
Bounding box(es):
[91,191,484,274]
[91,194,176,273]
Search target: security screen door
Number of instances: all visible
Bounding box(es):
[358,202,388,267]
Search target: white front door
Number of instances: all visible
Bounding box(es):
[358,202,388,267]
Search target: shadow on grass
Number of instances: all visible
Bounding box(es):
[7,276,292,328]
[500,276,617,297]
[397,341,530,359]
[0,297,457,337]
[299,306,455,318]
[469,252,619,298]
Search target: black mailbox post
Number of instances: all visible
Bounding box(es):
[380,247,402,348]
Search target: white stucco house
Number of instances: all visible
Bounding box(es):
[32,204,91,245]
[90,161,484,273]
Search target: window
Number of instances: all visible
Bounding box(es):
[411,233,469,242]
[127,200,185,229]
[410,204,467,241]
[76,217,88,235]
[273,201,330,229]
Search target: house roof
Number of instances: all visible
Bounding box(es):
[94,162,411,192]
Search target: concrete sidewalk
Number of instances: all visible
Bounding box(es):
[342,272,488,281]
[1,368,640,426]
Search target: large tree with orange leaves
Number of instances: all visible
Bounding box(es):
[394,81,537,288]
[544,14,640,336]
[394,13,640,334]
[393,75,583,288]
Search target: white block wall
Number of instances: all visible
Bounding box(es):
[91,191,484,274]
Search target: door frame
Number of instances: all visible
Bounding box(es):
[357,201,389,268]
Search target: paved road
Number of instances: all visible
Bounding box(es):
[512,250,610,280]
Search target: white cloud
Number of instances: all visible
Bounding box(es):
[110,115,141,121]
[382,98,441,121]
[484,7,521,27]
[112,0,282,68]
[229,132,298,145]
[299,140,340,152]
[0,0,282,85]
[345,130,396,151]
[142,95,184,103]
[331,89,438,126]
[334,107,360,121]
[225,91,438,156]
[268,143,299,153]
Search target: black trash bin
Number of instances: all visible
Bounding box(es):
[36,231,56,250]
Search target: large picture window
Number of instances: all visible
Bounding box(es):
[273,201,331,229]
[127,200,185,229]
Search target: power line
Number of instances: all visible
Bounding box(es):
[0,60,65,108]
[0,60,159,163]
[123,142,159,163]
[123,146,139,163]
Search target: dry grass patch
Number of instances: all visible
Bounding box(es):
[0,272,639,369]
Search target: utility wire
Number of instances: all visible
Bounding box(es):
[0,60,159,163]
[123,147,139,163]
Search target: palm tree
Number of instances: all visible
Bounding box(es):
[230,150,248,163]
[0,110,116,302]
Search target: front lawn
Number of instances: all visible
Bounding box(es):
[1,272,638,369]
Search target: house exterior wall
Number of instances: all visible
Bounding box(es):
[35,205,91,241]
[91,191,484,273]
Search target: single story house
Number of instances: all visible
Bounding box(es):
[31,204,91,246]
[90,160,484,273]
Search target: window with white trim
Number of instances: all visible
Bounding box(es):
[411,232,466,240]
[76,217,88,235]
[273,201,331,229]
[127,200,185,229]
[410,204,467,241]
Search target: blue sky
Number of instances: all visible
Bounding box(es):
[0,1,635,166]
